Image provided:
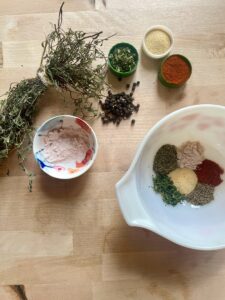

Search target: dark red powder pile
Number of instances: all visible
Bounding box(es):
[195,159,224,186]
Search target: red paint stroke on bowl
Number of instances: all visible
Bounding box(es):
[76,118,91,133]
[76,149,93,168]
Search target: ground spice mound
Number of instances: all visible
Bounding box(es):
[168,168,198,195]
[153,144,178,175]
[42,126,90,163]
[186,183,215,205]
[177,141,204,170]
[195,159,224,186]
[145,29,171,54]
[162,55,191,84]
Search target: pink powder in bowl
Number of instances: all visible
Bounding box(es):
[42,126,90,164]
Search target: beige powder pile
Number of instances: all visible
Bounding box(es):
[177,141,204,170]
[145,30,171,54]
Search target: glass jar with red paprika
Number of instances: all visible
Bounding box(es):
[158,54,192,88]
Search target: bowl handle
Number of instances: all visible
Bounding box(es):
[116,172,156,230]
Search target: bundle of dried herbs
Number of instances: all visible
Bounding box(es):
[100,81,140,125]
[38,3,111,117]
[0,78,46,160]
[0,2,111,190]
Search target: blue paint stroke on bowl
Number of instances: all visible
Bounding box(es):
[35,155,53,170]
[37,158,47,169]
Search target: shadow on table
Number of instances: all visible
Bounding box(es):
[140,49,160,72]
[157,80,187,105]
[106,69,135,89]
[106,225,222,289]
[38,171,90,201]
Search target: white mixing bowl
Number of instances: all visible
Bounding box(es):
[116,104,225,250]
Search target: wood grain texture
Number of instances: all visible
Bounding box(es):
[0,0,94,15]
[0,0,225,299]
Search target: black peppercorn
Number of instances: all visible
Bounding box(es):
[100,82,140,125]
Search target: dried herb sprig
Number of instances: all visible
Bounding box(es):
[0,77,46,160]
[38,2,111,118]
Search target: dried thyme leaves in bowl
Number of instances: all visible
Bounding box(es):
[108,42,139,78]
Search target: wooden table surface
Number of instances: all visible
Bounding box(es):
[0,0,225,299]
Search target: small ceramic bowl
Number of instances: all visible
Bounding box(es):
[158,54,192,88]
[33,115,98,179]
[116,105,225,250]
[142,25,173,59]
[108,42,139,78]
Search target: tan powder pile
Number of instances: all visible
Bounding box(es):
[169,168,198,195]
[177,141,204,170]
[145,30,171,55]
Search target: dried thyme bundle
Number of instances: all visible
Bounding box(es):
[38,2,110,117]
[0,2,111,189]
[0,78,46,160]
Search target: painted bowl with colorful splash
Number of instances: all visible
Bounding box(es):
[33,115,98,179]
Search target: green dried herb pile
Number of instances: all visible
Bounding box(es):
[0,78,46,160]
[153,144,177,174]
[152,144,184,206]
[153,173,184,206]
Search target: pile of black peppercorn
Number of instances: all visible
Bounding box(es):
[100,81,140,125]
